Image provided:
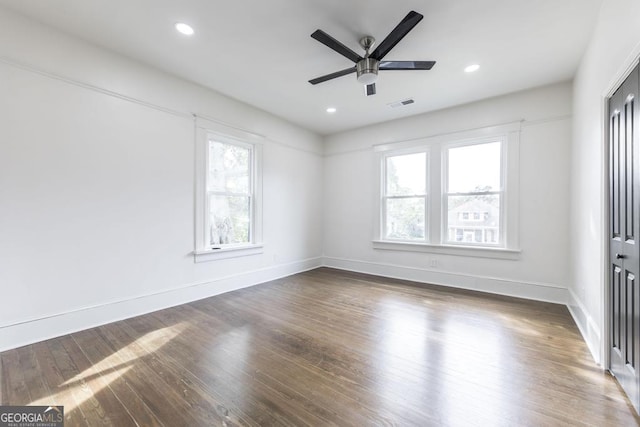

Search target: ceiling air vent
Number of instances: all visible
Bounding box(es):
[389,98,415,108]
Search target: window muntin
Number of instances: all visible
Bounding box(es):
[206,138,255,248]
[444,141,503,246]
[382,152,427,241]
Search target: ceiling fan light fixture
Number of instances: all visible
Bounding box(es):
[357,58,379,85]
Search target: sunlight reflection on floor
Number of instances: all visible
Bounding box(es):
[442,316,507,425]
[373,301,432,418]
[495,312,543,337]
[29,322,187,412]
[372,299,513,425]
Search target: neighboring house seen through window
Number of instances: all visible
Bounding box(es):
[445,141,502,245]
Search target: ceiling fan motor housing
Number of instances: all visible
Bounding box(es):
[357,58,379,85]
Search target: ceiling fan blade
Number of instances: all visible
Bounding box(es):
[311,29,363,63]
[365,83,376,96]
[379,60,436,70]
[370,11,424,61]
[309,66,357,85]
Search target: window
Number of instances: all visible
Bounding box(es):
[194,120,263,262]
[445,141,502,246]
[207,139,253,247]
[383,152,427,241]
[374,122,520,258]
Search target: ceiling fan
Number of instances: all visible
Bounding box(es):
[308,11,436,96]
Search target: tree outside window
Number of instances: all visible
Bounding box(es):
[382,152,427,241]
[207,139,254,247]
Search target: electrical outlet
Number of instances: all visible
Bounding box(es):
[430,259,438,268]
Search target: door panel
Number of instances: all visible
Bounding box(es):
[613,265,622,354]
[626,97,636,241]
[612,105,621,240]
[626,272,636,365]
[609,63,640,414]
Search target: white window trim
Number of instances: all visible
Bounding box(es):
[371,240,521,260]
[194,118,263,263]
[373,122,521,259]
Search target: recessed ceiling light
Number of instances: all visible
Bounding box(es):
[326,107,337,114]
[175,22,194,36]
[465,64,480,73]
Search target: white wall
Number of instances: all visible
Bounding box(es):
[0,8,324,352]
[570,0,640,363]
[323,82,572,303]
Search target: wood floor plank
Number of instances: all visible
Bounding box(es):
[2,349,31,404]
[145,306,412,426]
[97,321,247,427]
[32,341,90,427]
[179,288,585,425]
[47,336,121,426]
[2,268,639,426]
[59,335,138,427]
[126,312,327,426]
[118,315,283,427]
[71,329,165,427]
[16,345,51,405]
[183,299,437,425]
[75,326,198,427]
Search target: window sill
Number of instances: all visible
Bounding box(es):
[194,244,264,263]
[372,240,520,260]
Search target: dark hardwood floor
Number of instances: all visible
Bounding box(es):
[1,267,638,426]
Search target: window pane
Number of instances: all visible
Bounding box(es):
[386,152,426,196]
[448,142,501,193]
[209,140,250,193]
[209,195,251,245]
[385,197,425,240]
[447,194,500,244]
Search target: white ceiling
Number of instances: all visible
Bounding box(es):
[0,0,603,135]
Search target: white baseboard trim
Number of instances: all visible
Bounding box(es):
[0,257,323,353]
[322,256,569,304]
[567,288,602,365]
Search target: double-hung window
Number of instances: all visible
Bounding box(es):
[195,121,263,262]
[375,122,520,257]
[207,138,254,247]
[382,151,428,241]
[444,140,503,246]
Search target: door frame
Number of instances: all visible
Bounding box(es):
[602,54,640,372]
